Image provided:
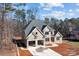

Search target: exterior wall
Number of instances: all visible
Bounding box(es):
[54,33,62,43]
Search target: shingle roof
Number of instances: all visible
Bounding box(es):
[41,25,47,31]
[24,20,45,37]
[41,25,55,32]
[27,26,36,36]
[24,19,61,38]
[46,25,55,31]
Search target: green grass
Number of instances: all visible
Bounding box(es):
[63,40,79,47]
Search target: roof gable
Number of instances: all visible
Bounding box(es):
[25,20,45,37]
[35,27,44,36]
[55,32,63,37]
[42,25,55,32]
[26,27,44,38]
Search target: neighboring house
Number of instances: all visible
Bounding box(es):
[67,27,79,40]
[65,27,79,40]
[73,27,79,40]
[24,20,63,48]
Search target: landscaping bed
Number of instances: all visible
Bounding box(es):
[49,43,79,56]
[18,48,32,56]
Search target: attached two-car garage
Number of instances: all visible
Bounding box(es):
[27,40,45,47]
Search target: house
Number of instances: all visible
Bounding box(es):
[73,27,79,40]
[65,26,79,40]
[24,20,63,48]
[69,27,79,40]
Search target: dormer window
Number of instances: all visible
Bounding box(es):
[45,32,49,35]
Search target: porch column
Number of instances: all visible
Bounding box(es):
[50,36,51,43]
[43,39,45,47]
[49,32,51,43]
[60,37,62,43]
[54,37,57,43]
[36,40,38,47]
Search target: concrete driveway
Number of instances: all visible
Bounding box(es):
[27,46,62,56]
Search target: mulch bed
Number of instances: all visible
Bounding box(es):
[49,43,79,56]
[18,48,32,56]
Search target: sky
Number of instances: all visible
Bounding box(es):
[19,3,79,20]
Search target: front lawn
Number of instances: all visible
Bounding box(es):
[63,40,79,47]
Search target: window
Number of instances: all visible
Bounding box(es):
[45,38,49,41]
[35,32,38,35]
[34,32,38,39]
[51,37,54,42]
[51,32,54,35]
[57,37,60,40]
[45,32,49,35]
[32,32,37,39]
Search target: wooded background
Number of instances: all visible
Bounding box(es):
[0,3,79,49]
